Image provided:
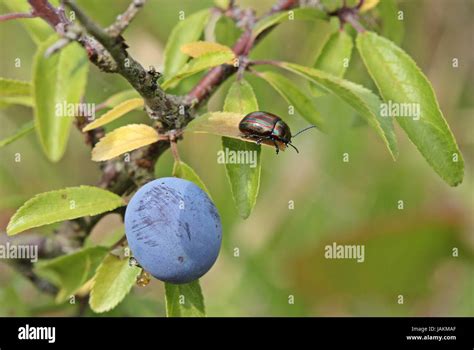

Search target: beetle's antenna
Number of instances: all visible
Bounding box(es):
[292,125,316,138]
[288,143,299,153]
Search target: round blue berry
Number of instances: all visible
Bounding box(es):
[125,177,222,284]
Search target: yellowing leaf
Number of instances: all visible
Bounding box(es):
[181,41,234,58]
[214,0,230,9]
[360,0,380,12]
[91,124,159,162]
[83,98,144,132]
[187,111,275,148]
[187,111,242,138]
[102,90,140,108]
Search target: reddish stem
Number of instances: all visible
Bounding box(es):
[186,0,299,106]
[27,0,63,27]
[0,12,36,22]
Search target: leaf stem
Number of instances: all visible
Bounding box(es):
[0,12,36,22]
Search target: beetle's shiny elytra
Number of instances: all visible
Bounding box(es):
[239,111,314,154]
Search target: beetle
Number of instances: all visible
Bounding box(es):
[239,111,316,154]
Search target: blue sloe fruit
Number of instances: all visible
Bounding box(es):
[124,177,222,284]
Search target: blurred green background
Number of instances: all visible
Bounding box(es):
[0,0,473,316]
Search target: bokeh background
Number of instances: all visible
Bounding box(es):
[0,0,472,316]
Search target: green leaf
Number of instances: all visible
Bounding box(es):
[222,80,261,219]
[0,96,33,109]
[163,9,211,78]
[310,30,353,96]
[173,160,211,197]
[314,30,353,78]
[162,51,235,90]
[33,35,89,162]
[257,71,325,130]
[6,186,125,235]
[102,90,141,108]
[215,16,242,47]
[165,280,205,317]
[223,80,258,114]
[84,227,124,249]
[3,0,57,43]
[0,284,30,316]
[279,62,398,160]
[222,137,262,219]
[357,31,464,186]
[89,254,141,313]
[320,0,344,12]
[0,78,33,108]
[0,78,31,97]
[252,8,328,38]
[377,0,404,45]
[35,247,108,303]
[0,121,35,149]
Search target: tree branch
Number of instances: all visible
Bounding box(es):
[0,0,303,300]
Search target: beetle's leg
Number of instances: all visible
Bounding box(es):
[255,137,264,145]
[273,140,280,154]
